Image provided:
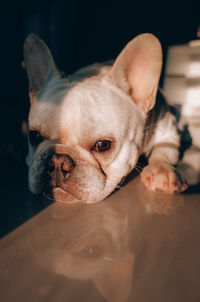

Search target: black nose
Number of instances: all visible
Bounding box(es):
[47,154,75,176]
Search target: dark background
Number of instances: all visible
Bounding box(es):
[0,0,199,236]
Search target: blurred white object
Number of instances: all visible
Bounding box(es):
[164,40,200,184]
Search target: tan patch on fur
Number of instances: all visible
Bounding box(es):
[29,91,37,103]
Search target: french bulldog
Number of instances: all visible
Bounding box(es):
[24,33,187,203]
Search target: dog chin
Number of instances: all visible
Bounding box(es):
[43,187,81,203]
[43,187,105,204]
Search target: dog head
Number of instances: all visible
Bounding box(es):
[24,33,162,203]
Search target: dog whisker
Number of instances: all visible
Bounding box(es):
[103,256,120,263]
[143,123,158,131]
[135,162,145,168]
[134,166,142,175]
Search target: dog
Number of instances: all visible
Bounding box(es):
[24,33,187,203]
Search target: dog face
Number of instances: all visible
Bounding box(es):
[24,33,162,203]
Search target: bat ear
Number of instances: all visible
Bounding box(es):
[24,34,60,102]
[109,33,162,113]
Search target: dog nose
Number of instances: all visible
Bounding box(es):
[47,154,75,175]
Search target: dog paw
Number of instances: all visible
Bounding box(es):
[140,163,188,194]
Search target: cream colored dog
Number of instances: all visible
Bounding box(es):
[24,33,187,203]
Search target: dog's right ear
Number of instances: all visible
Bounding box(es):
[24,34,60,102]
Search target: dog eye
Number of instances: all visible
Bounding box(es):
[29,130,43,146]
[94,140,111,152]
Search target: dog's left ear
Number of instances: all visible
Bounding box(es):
[109,33,162,113]
[24,33,60,102]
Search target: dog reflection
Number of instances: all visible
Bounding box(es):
[30,203,134,302]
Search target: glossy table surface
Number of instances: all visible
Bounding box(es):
[0,176,200,302]
[1,41,200,302]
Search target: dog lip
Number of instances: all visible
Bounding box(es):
[44,187,81,203]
